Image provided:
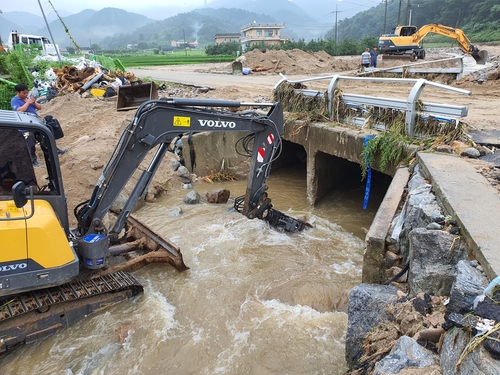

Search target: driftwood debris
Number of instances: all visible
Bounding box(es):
[51,66,137,94]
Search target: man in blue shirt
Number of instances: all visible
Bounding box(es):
[11,84,41,115]
[11,83,67,167]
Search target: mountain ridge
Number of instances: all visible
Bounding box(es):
[1,0,333,49]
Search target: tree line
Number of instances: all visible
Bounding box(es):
[205,37,379,57]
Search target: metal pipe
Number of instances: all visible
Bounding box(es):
[356,57,464,75]
[37,0,63,67]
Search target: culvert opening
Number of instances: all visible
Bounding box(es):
[273,143,393,238]
[313,151,393,238]
[273,139,307,171]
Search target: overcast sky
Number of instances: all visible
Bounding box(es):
[1,0,209,16]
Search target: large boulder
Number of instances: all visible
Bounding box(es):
[374,335,439,375]
[183,190,200,204]
[447,260,489,317]
[397,165,444,262]
[345,284,399,368]
[206,188,230,204]
[408,228,467,298]
[176,165,192,184]
[440,328,500,375]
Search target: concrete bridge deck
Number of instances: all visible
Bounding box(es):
[417,152,500,280]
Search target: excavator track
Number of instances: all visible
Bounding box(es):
[0,271,143,353]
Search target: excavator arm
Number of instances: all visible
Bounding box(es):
[75,98,306,268]
[0,101,307,351]
[411,24,488,64]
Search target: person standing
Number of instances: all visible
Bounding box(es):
[370,47,379,68]
[361,48,371,70]
[11,83,67,167]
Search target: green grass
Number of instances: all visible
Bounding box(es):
[109,49,235,68]
[0,84,16,111]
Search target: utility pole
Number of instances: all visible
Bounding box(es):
[183,28,187,56]
[37,0,62,67]
[455,9,461,28]
[332,5,342,43]
[383,0,388,34]
[397,0,402,25]
[405,0,411,24]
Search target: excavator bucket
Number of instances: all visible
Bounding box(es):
[117,82,158,111]
[96,215,189,276]
[472,50,489,65]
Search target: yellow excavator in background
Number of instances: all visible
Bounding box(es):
[378,24,488,64]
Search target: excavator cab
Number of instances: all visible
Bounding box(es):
[399,26,417,37]
[0,115,79,297]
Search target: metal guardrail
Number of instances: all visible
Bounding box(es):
[274,74,472,137]
[357,57,465,80]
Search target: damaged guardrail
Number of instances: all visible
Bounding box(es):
[357,56,465,80]
[274,74,471,137]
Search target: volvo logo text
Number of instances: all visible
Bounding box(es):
[198,119,236,128]
[0,262,27,273]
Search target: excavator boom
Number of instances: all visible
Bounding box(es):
[411,24,488,64]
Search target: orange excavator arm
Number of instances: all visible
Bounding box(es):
[411,24,488,64]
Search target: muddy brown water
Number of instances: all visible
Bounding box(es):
[1,165,391,375]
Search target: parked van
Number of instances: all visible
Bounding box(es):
[7,31,60,56]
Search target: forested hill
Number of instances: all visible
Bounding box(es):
[327,0,500,42]
[99,8,279,49]
[4,0,498,50]
[98,1,500,51]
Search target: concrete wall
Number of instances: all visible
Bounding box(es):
[282,121,399,205]
[181,121,402,204]
[182,131,251,178]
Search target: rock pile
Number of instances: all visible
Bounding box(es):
[345,163,500,374]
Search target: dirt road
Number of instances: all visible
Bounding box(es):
[128,48,500,133]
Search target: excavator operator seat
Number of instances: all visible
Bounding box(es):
[0,129,37,195]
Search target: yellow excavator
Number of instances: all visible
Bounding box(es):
[0,98,306,353]
[378,24,488,64]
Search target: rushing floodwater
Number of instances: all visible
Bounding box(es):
[1,165,390,375]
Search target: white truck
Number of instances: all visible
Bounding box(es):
[7,31,60,56]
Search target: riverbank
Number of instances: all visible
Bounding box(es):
[30,47,500,373]
[345,151,500,374]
